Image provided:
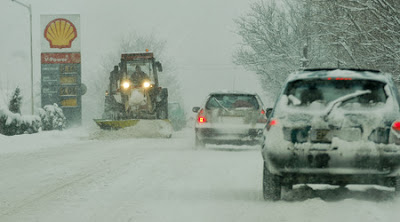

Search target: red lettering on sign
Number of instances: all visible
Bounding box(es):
[41,53,81,64]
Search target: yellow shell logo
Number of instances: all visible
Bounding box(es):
[44,18,77,49]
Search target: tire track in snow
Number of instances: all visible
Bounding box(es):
[0,139,148,221]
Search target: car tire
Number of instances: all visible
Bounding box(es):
[394,177,400,195]
[263,162,282,201]
[195,136,205,148]
[282,183,293,191]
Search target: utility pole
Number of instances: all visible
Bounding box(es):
[302,0,311,68]
[333,0,341,68]
[11,0,34,115]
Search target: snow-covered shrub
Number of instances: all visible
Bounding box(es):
[8,87,22,114]
[0,107,41,136]
[39,104,66,131]
[0,87,41,136]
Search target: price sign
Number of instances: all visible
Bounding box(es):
[60,86,78,96]
[61,98,78,107]
[60,64,79,73]
[60,76,78,84]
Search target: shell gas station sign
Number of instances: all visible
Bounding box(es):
[41,15,80,52]
[40,14,82,126]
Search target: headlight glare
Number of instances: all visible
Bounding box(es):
[143,81,151,88]
[122,81,131,89]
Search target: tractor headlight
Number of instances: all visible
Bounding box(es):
[143,81,151,88]
[122,81,131,89]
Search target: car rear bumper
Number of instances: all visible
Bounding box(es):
[276,172,399,186]
[262,139,400,178]
[196,126,264,145]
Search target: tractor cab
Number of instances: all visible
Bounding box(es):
[120,53,162,88]
[108,52,163,94]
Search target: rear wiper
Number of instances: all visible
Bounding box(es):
[323,90,371,120]
[211,97,230,112]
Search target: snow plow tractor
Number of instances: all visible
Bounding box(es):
[94,52,172,138]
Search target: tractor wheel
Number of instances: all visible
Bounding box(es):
[157,103,168,119]
[263,162,282,201]
[394,177,400,196]
[156,88,168,119]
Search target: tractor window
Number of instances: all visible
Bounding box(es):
[127,62,154,82]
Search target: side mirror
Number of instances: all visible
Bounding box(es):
[156,61,163,72]
[192,107,200,113]
[266,108,273,119]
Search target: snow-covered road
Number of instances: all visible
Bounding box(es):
[0,126,399,222]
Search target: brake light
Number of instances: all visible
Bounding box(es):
[392,121,400,131]
[266,119,277,131]
[197,109,207,123]
[258,109,267,123]
[198,116,207,123]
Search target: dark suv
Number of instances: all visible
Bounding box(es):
[262,68,400,200]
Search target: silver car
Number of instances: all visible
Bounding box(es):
[193,92,266,147]
[262,68,400,200]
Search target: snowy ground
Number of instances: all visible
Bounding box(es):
[1,125,400,222]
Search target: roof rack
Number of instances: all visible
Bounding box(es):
[301,68,381,73]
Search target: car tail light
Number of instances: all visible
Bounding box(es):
[369,127,390,144]
[266,119,277,131]
[198,116,207,123]
[197,109,207,123]
[392,121,400,131]
[258,109,267,123]
[390,121,400,145]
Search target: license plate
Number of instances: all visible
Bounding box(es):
[311,129,331,142]
[221,116,244,124]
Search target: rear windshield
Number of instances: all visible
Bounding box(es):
[206,94,259,110]
[284,79,388,107]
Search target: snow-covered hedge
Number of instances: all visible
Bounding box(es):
[0,103,67,136]
[39,104,66,131]
[0,108,41,136]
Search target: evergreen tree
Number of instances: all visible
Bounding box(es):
[8,87,22,114]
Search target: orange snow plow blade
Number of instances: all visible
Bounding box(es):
[93,119,173,138]
[93,119,140,130]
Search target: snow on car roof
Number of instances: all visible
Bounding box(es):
[208,90,259,95]
[287,68,392,83]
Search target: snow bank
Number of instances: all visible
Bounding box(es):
[0,126,90,154]
[90,119,173,140]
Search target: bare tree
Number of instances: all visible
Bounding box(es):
[304,0,400,79]
[235,0,400,96]
[234,0,310,95]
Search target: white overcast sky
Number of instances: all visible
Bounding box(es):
[0,0,268,119]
